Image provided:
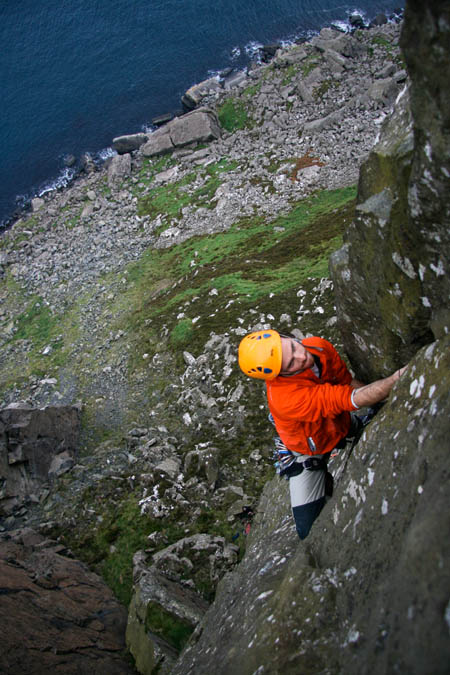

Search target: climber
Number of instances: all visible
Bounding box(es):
[238,329,406,540]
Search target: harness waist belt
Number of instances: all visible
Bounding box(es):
[286,455,327,477]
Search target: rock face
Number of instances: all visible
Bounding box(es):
[141,109,221,157]
[0,404,80,518]
[172,336,450,675]
[181,77,222,110]
[400,0,450,339]
[330,0,450,381]
[329,86,421,380]
[0,527,134,674]
[108,152,132,188]
[113,132,149,154]
[170,3,450,673]
[1,7,448,674]
[126,533,239,673]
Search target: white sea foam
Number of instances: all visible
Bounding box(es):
[38,167,76,197]
[230,46,241,61]
[97,146,116,161]
[141,123,156,134]
[244,41,264,59]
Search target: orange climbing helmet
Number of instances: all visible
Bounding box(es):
[238,329,282,380]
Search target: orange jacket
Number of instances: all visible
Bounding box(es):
[266,337,358,456]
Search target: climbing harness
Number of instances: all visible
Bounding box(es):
[273,436,327,478]
[272,403,385,480]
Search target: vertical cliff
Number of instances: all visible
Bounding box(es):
[172,337,450,675]
[330,0,450,382]
[172,1,450,673]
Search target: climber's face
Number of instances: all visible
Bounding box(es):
[280,337,314,376]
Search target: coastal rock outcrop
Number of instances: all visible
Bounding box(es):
[181,77,222,110]
[141,108,221,158]
[113,132,149,154]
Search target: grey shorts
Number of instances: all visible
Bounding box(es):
[288,455,331,540]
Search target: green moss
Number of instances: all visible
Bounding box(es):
[170,318,194,348]
[243,82,262,98]
[282,64,297,85]
[63,492,159,606]
[13,298,59,346]
[371,35,394,52]
[302,56,320,77]
[136,159,238,224]
[314,80,333,100]
[137,172,196,220]
[145,603,193,651]
[217,98,251,132]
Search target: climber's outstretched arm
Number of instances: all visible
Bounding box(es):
[352,367,406,408]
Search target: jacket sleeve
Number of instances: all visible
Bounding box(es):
[280,382,356,423]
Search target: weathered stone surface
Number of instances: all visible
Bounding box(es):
[223,70,248,90]
[141,127,174,157]
[330,3,449,382]
[172,337,450,675]
[368,76,400,104]
[169,108,221,147]
[330,86,420,380]
[0,528,134,674]
[311,32,368,59]
[184,446,219,487]
[108,152,132,188]
[152,112,175,127]
[112,132,149,154]
[141,109,221,158]
[126,531,240,672]
[31,197,45,212]
[400,0,450,339]
[182,77,222,109]
[274,44,308,67]
[0,404,80,517]
[303,109,343,134]
[126,562,209,674]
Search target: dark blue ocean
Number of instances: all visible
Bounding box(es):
[0,0,404,229]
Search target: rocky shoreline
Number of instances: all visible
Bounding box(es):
[1,21,404,301]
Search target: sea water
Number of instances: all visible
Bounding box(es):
[0,0,404,228]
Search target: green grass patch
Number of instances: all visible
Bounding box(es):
[13,298,59,346]
[282,64,297,85]
[136,158,238,224]
[217,98,251,132]
[302,56,320,77]
[243,82,262,98]
[371,35,394,52]
[137,171,196,220]
[63,490,178,607]
[115,185,356,363]
[170,318,194,348]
